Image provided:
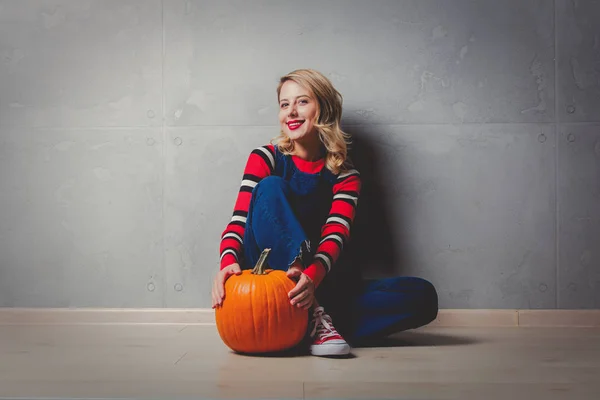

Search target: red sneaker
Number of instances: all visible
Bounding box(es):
[309,306,351,356]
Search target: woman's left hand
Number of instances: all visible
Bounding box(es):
[286,267,315,310]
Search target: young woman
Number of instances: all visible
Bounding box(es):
[212,69,438,357]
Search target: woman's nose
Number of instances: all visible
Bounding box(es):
[288,104,298,117]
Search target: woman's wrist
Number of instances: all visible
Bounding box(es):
[303,261,326,288]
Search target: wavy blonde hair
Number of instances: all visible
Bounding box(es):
[273,69,352,175]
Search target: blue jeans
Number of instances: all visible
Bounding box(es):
[243,176,318,271]
[319,275,439,344]
[243,175,438,344]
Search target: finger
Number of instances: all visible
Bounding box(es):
[288,280,306,298]
[298,295,314,309]
[290,288,310,305]
[217,276,225,303]
[225,268,241,280]
[292,287,309,301]
[211,280,217,306]
[292,289,312,308]
[211,291,218,309]
[212,282,221,308]
[286,268,301,280]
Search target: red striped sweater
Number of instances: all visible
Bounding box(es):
[219,144,361,287]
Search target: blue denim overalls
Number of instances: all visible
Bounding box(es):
[242,145,337,272]
[240,145,438,345]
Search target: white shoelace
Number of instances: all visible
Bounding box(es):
[310,312,339,340]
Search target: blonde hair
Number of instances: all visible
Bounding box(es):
[273,69,352,175]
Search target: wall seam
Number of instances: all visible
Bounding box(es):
[554,0,560,310]
[161,0,167,308]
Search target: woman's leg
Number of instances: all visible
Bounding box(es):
[243,176,310,271]
[307,299,351,356]
[242,176,351,356]
[349,276,439,344]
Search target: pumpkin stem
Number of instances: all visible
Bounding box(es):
[252,248,271,275]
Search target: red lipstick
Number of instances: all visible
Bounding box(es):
[287,120,304,130]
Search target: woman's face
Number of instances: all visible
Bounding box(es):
[278,80,319,144]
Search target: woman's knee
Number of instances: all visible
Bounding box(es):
[415,277,439,321]
[392,276,438,327]
[251,177,290,213]
[415,277,437,298]
[373,276,439,318]
[254,176,287,196]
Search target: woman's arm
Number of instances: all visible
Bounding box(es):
[219,144,275,269]
[303,168,361,287]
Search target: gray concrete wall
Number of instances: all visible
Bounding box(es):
[0,0,598,309]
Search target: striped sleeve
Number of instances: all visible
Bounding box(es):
[219,144,275,269]
[303,167,361,287]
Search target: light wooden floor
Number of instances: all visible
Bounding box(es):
[1,324,599,399]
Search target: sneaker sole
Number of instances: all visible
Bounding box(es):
[310,343,351,356]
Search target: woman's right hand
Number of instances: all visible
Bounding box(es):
[212,263,242,309]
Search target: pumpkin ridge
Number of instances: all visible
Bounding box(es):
[263,274,271,352]
[228,278,237,350]
[256,271,266,351]
[235,277,246,350]
[231,278,238,349]
[275,271,292,345]
[274,271,286,324]
[249,276,258,352]
[277,272,287,340]
[274,273,285,345]
[287,273,301,339]
[265,272,273,347]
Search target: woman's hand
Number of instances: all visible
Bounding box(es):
[212,263,242,309]
[286,266,315,310]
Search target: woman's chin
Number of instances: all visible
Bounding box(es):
[285,132,303,142]
[285,129,317,143]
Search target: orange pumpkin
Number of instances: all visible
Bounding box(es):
[215,249,309,354]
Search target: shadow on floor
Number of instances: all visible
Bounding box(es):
[231,329,480,358]
[232,335,316,358]
[235,347,357,359]
[355,330,482,348]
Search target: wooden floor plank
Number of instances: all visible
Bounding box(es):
[0,324,599,399]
